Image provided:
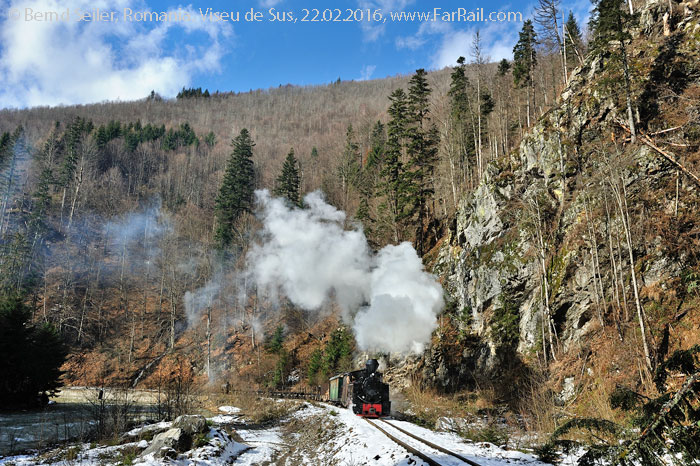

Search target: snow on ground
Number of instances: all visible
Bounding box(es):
[297,402,554,466]
[229,426,284,465]
[135,427,252,466]
[382,418,553,466]
[124,420,172,438]
[217,406,241,414]
[0,401,583,465]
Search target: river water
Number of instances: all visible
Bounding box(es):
[0,402,96,455]
[0,388,160,456]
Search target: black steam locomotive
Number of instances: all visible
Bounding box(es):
[328,359,391,417]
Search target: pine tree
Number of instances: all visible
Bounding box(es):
[94,125,108,150]
[204,131,216,148]
[497,59,511,76]
[590,0,636,141]
[353,122,384,237]
[564,12,584,66]
[57,118,92,226]
[274,148,301,207]
[355,197,371,225]
[307,348,323,385]
[447,57,477,197]
[322,327,353,375]
[379,89,410,243]
[513,20,538,127]
[405,69,440,256]
[0,294,67,407]
[214,128,256,248]
[265,325,285,354]
[337,125,361,209]
[449,57,470,124]
[28,129,60,242]
[366,121,385,169]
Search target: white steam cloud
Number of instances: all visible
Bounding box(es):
[184,277,220,327]
[248,189,443,354]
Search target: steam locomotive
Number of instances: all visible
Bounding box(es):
[328,359,391,417]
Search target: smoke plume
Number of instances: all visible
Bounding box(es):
[248,190,443,354]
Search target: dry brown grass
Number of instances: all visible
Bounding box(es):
[403,381,480,428]
[215,390,303,425]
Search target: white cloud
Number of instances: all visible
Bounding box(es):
[396,17,449,50]
[393,1,590,68]
[258,0,282,7]
[431,23,523,68]
[395,34,425,50]
[0,0,233,108]
[357,0,413,42]
[358,64,376,81]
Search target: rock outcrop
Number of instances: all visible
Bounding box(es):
[141,415,209,458]
[427,0,700,392]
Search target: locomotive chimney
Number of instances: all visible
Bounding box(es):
[365,358,379,375]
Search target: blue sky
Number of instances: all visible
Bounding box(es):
[0,0,592,108]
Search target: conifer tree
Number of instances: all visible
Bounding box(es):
[57,118,92,227]
[274,148,301,207]
[28,128,60,242]
[513,20,538,127]
[405,69,439,256]
[564,12,584,66]
[355,197,371,225]
[590,0,636,140]
[355,122,385,234]
[540,346,700,465]
[307,348,323,385]
[214,128,256,248]
[366,121,385,169]
[0,295,67,407]
[380,89,410,243]
[204,131,216,148]
[447,57,477,199]
[497,59,511,76]
[337,125,361,209]
[322,327,353,375]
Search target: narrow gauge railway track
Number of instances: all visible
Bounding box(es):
[232,388,483,465]
[229,388,325,401]
[364,418,483,466]
[377,419,483,466]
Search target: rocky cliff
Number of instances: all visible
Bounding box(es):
[426,0,700,395]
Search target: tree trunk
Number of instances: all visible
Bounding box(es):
[611,178,653,372]
[67,161,84,232]
[621,44,637,143]
[605,196,624,341]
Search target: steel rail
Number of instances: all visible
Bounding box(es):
[364,418,442,466]
[378,418,483,466]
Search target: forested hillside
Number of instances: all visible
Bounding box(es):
[0,17,572,390]
[1,0,699,461]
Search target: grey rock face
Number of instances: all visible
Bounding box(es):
[141,415,208,458]
[429,4,690,388]
[142,427,189,458]
[173,414,208,436]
